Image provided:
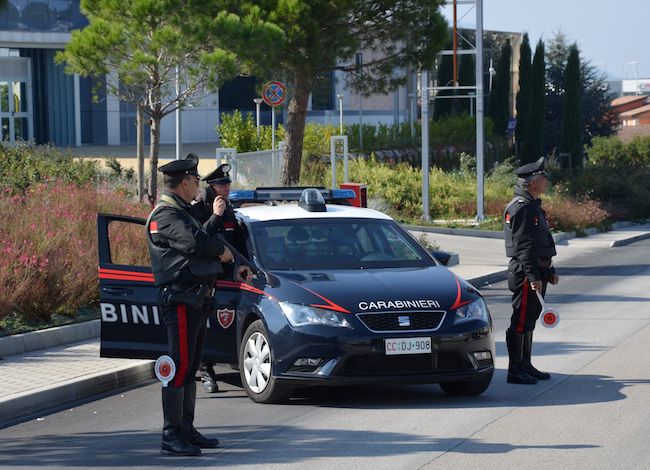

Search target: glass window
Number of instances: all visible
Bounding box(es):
[12,81,28,113]
[108,221,150,267]
[0,82,8,113]
[250,218,432,270]
[14,117,28,141]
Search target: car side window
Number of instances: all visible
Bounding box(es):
[108,220,151,266]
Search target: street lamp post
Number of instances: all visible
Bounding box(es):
[337,94,344,134]
[408,93,416,139]
[253,98,263,138]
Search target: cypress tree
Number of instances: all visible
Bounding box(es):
[525,39,546,164]
[561,43,583,169]
[515,34,531,161]
[489,40,512,136]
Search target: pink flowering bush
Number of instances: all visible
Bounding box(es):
[0,180,150,323]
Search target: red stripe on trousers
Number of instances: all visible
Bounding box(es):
[173,304,188,387]
[516,279,529,334]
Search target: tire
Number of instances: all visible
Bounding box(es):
[239,320,288,403]
[439,370,493,397]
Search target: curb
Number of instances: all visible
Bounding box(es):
[404,224,504,239]
[466,269,508,289]
[610,231,650,247]
[0,320,100,358]
[0,360,154,426]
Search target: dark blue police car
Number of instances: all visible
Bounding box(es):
[98,188,494,403]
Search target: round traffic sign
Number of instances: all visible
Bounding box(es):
[262,81,287,107]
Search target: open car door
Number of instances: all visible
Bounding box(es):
[97,213,240,363]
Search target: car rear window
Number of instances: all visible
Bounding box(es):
[249,218,434,270]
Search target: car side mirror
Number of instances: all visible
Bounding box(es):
[430,250,453,266]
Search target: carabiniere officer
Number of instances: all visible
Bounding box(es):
[190,163,249,394]
[146,153,251,456]
[504,157,560,385]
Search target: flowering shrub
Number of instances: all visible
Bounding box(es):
[0,181,150,323]
[299,157,611,231]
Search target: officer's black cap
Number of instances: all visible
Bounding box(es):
[158,153,200,177]
[513,157,547,178]
[202,163,231,185]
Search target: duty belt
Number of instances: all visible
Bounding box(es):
[162,284,215,308]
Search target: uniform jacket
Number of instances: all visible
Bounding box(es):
[146,190,226,287]
[504,186,556,283]
[191,186,248,256]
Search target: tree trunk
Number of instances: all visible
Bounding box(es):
[147,111,161,206]
[136,102,145,202]
[281,74,312,186]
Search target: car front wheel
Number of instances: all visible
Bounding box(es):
[439,370,493,396]
[239,320,288,403]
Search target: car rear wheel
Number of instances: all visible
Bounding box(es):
[439,370,493,396]
[240,320,288,403]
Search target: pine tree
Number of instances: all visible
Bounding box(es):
[515,34,531,161]
[561,44,583,169]
[525,39,546,164]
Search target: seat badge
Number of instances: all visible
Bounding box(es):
[398,316,411,327]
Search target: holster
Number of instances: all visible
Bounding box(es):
[161,285,213,309]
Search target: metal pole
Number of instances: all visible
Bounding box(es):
[343,136,349,182]
[340,97,344,134]
[330,136,337,189]
[421,69,430,222]
[358,97,363,150]
[253,98,262,138]
[175,66,182,160]
[271,106,276,181]
[476,0,485,221]
[409,94,415,139]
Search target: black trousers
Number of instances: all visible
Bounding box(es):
[162,302,209,388]
[508,260,550,333]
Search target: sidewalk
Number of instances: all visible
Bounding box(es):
[1,223,649,426]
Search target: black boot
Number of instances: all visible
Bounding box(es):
[161,387,201,456]
[199,363,219,393]
[506,329,538,384]
[523,331,551,380]
[182,381,220,448]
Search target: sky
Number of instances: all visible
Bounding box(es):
[440,0,650,79]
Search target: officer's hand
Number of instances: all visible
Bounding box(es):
[549,273,559,285]
[218,246,234,263]
[213,196,226,217]
[531,280,543,292]
[236,266,254,283]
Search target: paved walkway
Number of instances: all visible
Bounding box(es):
[1,223,649,426]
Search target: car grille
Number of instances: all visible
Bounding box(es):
[356,311,446,332]
[338,351,473,376]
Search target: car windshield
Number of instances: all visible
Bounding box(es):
[249,218,434,270]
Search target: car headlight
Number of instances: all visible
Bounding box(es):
[279,302,351,328]
[454,298,489,324]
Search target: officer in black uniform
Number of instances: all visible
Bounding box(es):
[503,157,560,384]
[190,163,249,393]
[146,154,250,456]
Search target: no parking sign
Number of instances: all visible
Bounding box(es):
[262,81,287,107]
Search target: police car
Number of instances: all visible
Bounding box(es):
[98,188,494,403]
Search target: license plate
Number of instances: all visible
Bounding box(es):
[384,337,431,356]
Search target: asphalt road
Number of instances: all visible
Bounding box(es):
[1,240,649,470]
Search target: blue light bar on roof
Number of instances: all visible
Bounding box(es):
[229,187,355,203]
[331,189,356,200]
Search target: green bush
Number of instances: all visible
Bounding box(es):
[587,135,650,168]
[0,144,100,192]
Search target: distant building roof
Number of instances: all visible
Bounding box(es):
[619,103,650,118]
[617,124,650,143]
[611,95,647,107]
